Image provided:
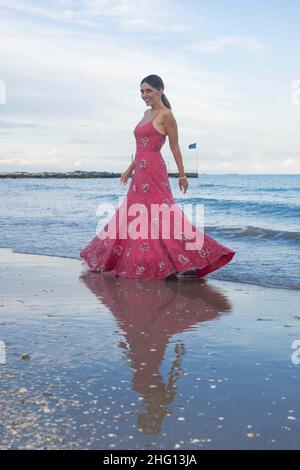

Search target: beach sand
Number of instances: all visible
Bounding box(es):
[0,246,299,450]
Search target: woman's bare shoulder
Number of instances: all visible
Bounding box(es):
[162,108,175,118]
[161,108,176,124]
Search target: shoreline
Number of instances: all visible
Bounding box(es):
[0,171,199,178]
[0,246,298,292]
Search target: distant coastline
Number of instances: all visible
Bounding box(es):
[0,171,199,178]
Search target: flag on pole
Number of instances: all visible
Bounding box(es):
[188,142,197,149]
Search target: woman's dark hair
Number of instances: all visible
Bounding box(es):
[140,74,171,109]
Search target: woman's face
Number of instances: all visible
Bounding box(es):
[140,82,162,106]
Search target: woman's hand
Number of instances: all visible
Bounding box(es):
[179,176,188,194]
[120,168,132,186]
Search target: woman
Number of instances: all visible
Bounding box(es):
[80,74,235,279]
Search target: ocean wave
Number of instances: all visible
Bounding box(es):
[177,196,300,218]
[207,224,300,242]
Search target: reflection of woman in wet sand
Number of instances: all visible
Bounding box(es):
[79,274,233,434]
[133,340,186,435]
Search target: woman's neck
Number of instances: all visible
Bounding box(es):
[150,105,165,112]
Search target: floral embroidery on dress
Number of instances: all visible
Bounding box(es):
[139,159,147,169]
[113,245,123,256]
[198,247,210,257]
[133,184,137,192]
[178,254,189,264]
[136,265,146,274]
[162,181,170,191]
[103,238,110,249]
[126,246,132,257]
[158,261,166,271]
[99,264,106,272]
[140,137,149,147]
[139,242,150,252]
[142,182,150,192]
[162,198,171,207]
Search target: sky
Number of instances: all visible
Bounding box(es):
[0,0,300,174]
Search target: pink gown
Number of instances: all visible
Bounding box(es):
[80,112,236,279]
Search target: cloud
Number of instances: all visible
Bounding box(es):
[74,0,186,33]
[0,1,299,173]
[216,147,240,159]
[281,158,296,168]
[188,35,263,53]
[0,11,243,127]
[0,0,187,32]
[0,0,95,26]
[0,120,44,128]
[252,162,264,171]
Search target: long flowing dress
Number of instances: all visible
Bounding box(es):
[80,111,236,279]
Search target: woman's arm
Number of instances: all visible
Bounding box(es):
[126,160,135,174]
[163,110,188,193]
[120,160,135,186]
[163,111,185,177]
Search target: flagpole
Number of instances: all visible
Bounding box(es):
[188,142,198,176]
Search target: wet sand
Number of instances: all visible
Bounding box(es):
[0,247,299,450]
